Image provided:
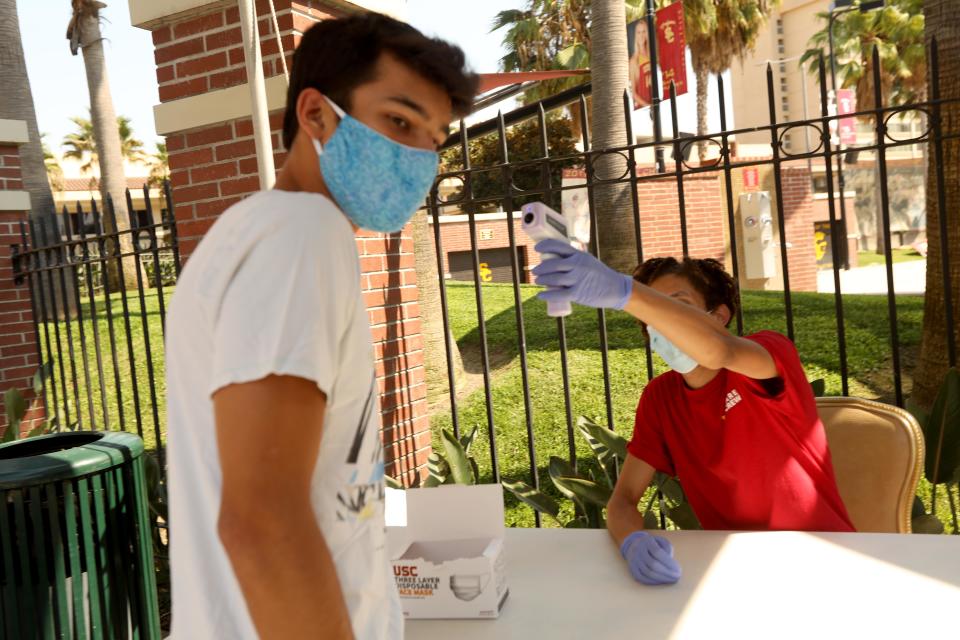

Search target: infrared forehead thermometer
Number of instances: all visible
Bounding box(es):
[521,202,572,318]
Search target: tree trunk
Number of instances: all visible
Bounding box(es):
[74,3,140,291]
[695,65,709,165]
[914,0,960,408]
[590,0,637,273]
[0,0,75,320]
[411,210,465,403]
[874,165,886,255]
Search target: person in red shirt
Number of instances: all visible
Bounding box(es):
[532,243,854,587]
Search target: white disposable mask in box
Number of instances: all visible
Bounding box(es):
[386,485,508,619]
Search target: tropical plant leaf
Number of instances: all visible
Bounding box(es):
[441,429,475,485]
[643,510,661,530]
[470,458,482,486]
[584,502,605,528]
[385,476,404,490]
[551,476,612,508]
[459,425,479,454]
[905,398,929,429]
[25,424,49,439]
[578,426,617,485]
[33,362,53,397]
[810,378,826,397]
[578,416,629,459]
[423,452,450,488]
[922,368,960,485]
[659,476,685,506]
[1,424,15,444]
[666,501,702,530]
[4,388,27,439]
[556,42,589,70]
[502,480,560,520]
[911,514,944,535]
[548,456,583,507]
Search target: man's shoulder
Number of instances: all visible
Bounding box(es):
[220,190,351,241]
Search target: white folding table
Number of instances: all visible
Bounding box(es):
[405,528,960,639]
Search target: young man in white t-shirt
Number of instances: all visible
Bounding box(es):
[164,14,477,639]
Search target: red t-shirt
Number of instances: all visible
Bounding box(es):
[627,330,855,532]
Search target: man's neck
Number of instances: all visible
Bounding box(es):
[681,366,721,390]
[273,160,359,233]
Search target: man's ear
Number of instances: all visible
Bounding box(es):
[713,303,732,328]
[296,88,336,144]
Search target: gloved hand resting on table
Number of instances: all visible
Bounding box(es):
[532,239,634,310]
[620,531,682,586]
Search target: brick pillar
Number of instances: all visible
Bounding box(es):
[135,1,431,481]
[0,141,43,437]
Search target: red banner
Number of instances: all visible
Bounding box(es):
[836,89,857,146]
[656,2,687,98]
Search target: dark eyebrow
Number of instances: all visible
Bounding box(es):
[387,95,450,141]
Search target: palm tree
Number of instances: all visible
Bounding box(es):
[67,0,139,289]
[590,0,637,272]
[42,135,65,193]
[146,142,169,188]
[62,114,147,187]
[801,0,925,256]
[492,1,646,272]
[0,0,58,237]
[913,0,960,409]
[0,0,73,320]
[684,0,778,161]
[492,1,645,125]
[801,0,926,113]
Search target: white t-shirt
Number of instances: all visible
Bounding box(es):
[165,190,402,639]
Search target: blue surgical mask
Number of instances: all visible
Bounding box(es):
[312,96,438,233]
[647,326,699,374]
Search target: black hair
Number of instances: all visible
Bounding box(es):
[282,13,478,149]
[633,257,739,327]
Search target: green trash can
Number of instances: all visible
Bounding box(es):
[0,431,160,639]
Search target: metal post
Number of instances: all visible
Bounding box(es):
[827,9,850,270]
[238,0,276,189]
[645,0,665,172]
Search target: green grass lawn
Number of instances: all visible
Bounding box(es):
[856,247,925,267]
[434,281,957,531]
[33,286,171,453]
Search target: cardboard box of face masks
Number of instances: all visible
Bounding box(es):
[385,484,508,619]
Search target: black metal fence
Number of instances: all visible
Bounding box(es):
[425,44,957,525]
[11,183,181,467]
[5,46,957,530]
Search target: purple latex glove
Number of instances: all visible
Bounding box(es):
[531,239,634,310]
[620,531,682,586]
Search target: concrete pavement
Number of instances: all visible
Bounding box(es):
[816,259,926,295]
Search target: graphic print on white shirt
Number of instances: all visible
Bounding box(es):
[337,376,386,524]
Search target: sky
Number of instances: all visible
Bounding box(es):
[17,0,161,155]
[16,0,729,157]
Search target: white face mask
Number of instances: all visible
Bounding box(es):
[647,326,699,374]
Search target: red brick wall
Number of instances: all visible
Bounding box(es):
[777,166,818,292]
[635,172,728,264]
[433,214,540,282]
[152,2,430,481]
[0,145,24,191]
[433,165,820,296]
[0,143,43,436]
